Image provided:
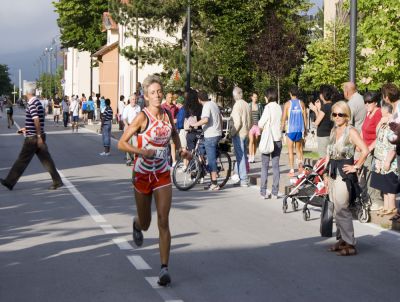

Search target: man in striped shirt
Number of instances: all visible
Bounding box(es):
[0,87,63,191]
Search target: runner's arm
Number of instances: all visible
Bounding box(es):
[118,112,154,157]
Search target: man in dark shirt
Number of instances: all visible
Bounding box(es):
[0,87,63,191]
[53,94,61,125]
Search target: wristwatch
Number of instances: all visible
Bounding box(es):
[354,165,360,171]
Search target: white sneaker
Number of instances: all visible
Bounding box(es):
[272,192,285,199]
[231,174,240,183]
[99,152,110,156]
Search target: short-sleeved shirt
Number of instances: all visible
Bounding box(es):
[201,101,222,138]
[122,104,141,124]
[70,100,80,117]
[317,103,334,137]
[161,103,178,119]
[348,92,367,132]
[374,123,398,174]
[25,97,45,137]
[361,108,382,147]
[103,106,113,122]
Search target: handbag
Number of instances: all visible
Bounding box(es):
[258,105,274,154]
[320,196,334,237]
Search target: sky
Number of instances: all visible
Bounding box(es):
[0,0,323,84]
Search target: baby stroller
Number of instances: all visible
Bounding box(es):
[283,157,371,223]
[283,158,327,221]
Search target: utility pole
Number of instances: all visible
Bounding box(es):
[185,1,191,93]
[135,14,139,94]
[349,0,357,83]
[18,69,22,98]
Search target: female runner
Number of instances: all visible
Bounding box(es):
[118,75,191,286]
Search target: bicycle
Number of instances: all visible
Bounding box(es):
[172,130,232,191]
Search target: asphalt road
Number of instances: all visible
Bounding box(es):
[0,108,399,302]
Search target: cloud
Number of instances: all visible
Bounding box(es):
[0,0,59,56]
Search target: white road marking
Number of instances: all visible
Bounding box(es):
[0,167,12,171]
[100,224,118,234]
[127,255,152,270]
[145,277,162,289]
[58,170,106,223]
[113,237,134,250]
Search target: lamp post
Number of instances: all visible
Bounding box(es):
[349,0,357,83]
[185,0,191,93]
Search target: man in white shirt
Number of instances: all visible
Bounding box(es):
[70,96,80,132]
[122,93,141,129]
[122,93,142,165]
[343,82,366,132]
[190,90,223,191]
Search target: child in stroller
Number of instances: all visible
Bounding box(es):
[283,157,371,222]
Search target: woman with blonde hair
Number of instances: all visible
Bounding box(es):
[118,75,191,286]
[323,101,369,256]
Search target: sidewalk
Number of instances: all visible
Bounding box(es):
[78,120,399,231]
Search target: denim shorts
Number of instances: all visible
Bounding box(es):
[204,136,221,172]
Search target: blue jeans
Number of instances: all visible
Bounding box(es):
[204,136,221,172]
[232,135,248,183]
[260,141,282,196]
[102,121,112,147]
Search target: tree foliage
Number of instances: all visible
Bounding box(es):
[53,0,108,53]
[299,0,400,92]
[299,23,352,92]
[357,0,400,90]
[0,64,13,95]
[110,0,311,94]
[36,66,63,97]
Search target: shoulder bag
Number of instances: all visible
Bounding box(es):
[258,104,274,154]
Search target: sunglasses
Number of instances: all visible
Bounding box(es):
[364,100,376,104]
[332,112,347,118]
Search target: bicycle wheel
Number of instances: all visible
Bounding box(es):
[216,151,231,188]
[172,156,202,191]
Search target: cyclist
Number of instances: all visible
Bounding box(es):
[190,90,223,190]
[118,75,191,286]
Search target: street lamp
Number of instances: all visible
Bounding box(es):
[349,0,357,83]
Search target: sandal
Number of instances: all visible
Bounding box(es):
[336,244,357,256]
[381,208,397,216]
[328,240,346,252]
[389,214,400,222]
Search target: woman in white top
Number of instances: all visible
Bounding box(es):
[258,87,283,199]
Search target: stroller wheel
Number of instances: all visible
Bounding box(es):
[358,209,370,223]
[282,196,289,213]
[292,200,299,211]
[302,209,310,221]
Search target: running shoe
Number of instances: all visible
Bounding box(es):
[272,192,285,199]
[132,220,143,247]
[99,152,110,156]
[158,267,171,286]
[208,184,220,191]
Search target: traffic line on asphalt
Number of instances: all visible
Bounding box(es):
[100,224,118,234]
[113,237,134,250]
[127,255,152,270]
[145,277,184,302]
[0,167,11,171]
[58,170,106,223]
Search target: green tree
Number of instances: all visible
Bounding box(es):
[299,22,352,92]
[357,0,400,90]
[0,64,13,95]
[53,0,108,53]
[110,0,311,95]
[299,0,400,92]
